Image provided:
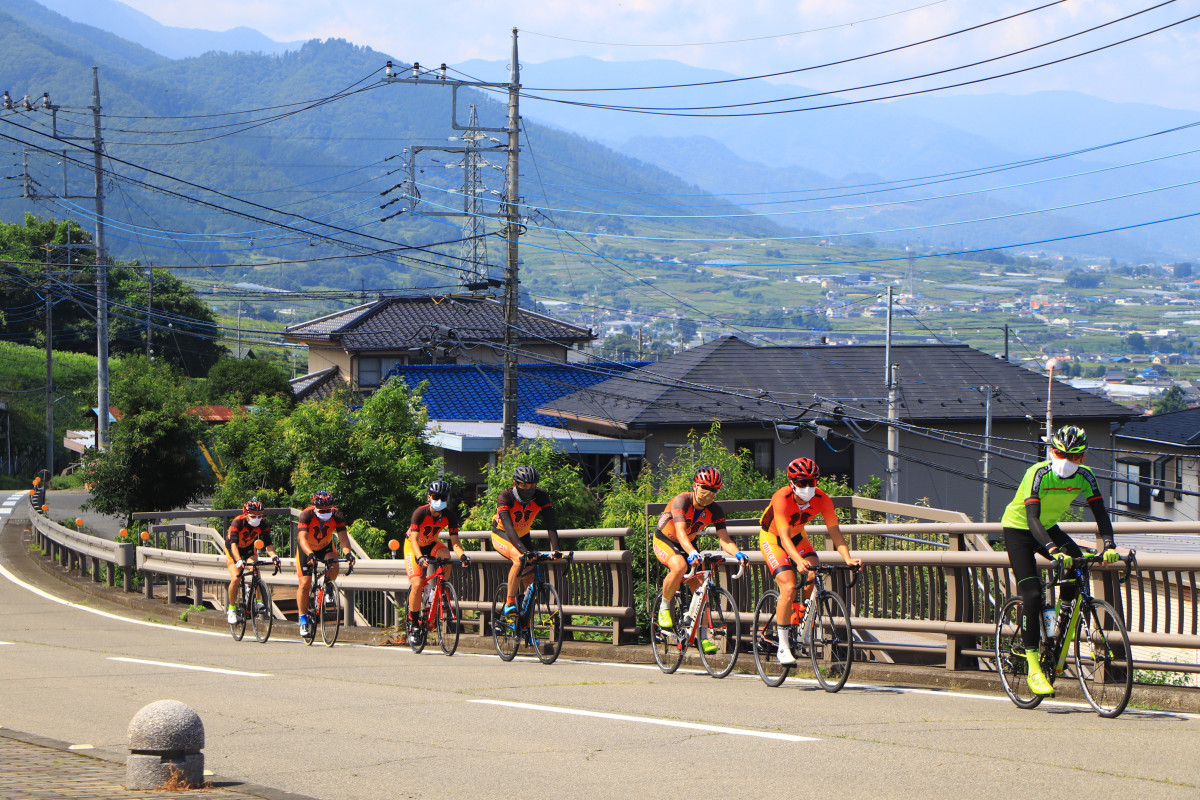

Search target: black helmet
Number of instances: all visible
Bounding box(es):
[513,465,540,485]
[1051,425,1087,454]
[312,490,334,509]
[427,479,450,497]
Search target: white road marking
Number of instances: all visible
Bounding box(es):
[470,699,817,742]
[68,744,93,750]
[108,657,270,677]
[0,641,12,645]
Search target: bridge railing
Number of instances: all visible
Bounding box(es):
[26,500,136,591]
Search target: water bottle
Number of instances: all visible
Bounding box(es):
[422,582,434,606]
[790,602,804,626]
[684,591,703,625]
[1041,608,1058,640]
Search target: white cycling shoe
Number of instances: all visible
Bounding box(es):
[777,642,798,666]
[226,609,239,624]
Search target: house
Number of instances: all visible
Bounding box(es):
[283,295,594,392]
[1112,407,1200,524]
[538,336,1136,521]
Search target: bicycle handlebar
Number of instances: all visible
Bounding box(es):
[520,550,574,565]
[237,560,282,577]
[682,551,745,581]
[1051,548,1136,584]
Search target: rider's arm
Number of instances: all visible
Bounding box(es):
[333,511,352,557]
[670,495,699,556]
[1086,495,1116,550]
[1023,499,1056,553]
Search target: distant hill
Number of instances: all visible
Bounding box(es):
[32,0,301,57]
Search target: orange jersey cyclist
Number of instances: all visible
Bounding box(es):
[296,490,355,638]
[760,458,861,666]
[224,499,279,625]
[406,479,469,630]
[653,466,747,654]
[491,465,563,616]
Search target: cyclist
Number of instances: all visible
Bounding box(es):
[759,458,861,665]
[491,465,563,618]
[296,490,355,637]
[224,499,280,624]
[1000,424,1120,696]
[653,466,747,654]
[406,479,469,634]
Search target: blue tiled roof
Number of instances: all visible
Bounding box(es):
[383,362,647,427]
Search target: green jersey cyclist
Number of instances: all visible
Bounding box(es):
[999,425,1120,696]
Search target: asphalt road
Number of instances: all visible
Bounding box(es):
[2,491,1199,800]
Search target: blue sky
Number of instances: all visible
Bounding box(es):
[111,0,1200,111]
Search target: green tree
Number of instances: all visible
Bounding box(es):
[284,378,442,553]
[82,356,211,525]
[205,357,295,407]
[1126,332,1147,353]
[209,394,296,513]
[463,437,600,532]
[1152,385,1189,415]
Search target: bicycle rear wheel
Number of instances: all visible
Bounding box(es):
[752,590,790,687]
[1074,598,1133,718]
[531,582,564,665]
[699,586,740,679]
[491,583,520,661]
[320,581,341,647]
[995,597,1043,709]
[251,580,273,643]
[437,582,461,657]
[650,594,685,674]
[810,589,853,692]
[229,581,247,641]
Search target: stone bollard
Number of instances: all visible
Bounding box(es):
[126,700,205,790]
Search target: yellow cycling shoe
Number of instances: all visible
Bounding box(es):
[1025,653,1055,696]
[657,607,674,629]
[700,638,718,655]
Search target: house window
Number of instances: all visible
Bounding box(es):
[1115,459,1150,509]
[1152,456,1176,505]
[357,357,383,388]
[734,439,774,476]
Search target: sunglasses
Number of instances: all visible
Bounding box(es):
[790,479,817,488]
[695,484,720,492]
[1051,449,1085,463]
[429,493,448,501]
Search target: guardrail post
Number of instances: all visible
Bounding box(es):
[118,542,135,593]
[944,531,971,671]
[144,571,154,599]
[344,588,356,627]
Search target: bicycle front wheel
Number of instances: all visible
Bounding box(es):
[699,586,741,679]
[531,582,564,665]
[251,580,273,643]
[810,589,853,692]
[320,582,341,646]
[995,597,1043,709]
[491,583,520,661]
[1074,598,1133,718]
[437,582,461,657]
[752,590,790,687]
[650,594,685,674]
[229,582,247,641]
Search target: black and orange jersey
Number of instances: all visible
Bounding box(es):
[492,488,553,537]
[297,506,346,552]
[759,485,837,541]
[225,514,272,554]
[656,492,728,544]
[408,504,461,547]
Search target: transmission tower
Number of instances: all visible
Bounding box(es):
[457,106,493,291]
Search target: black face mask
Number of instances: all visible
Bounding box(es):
[514,486,533,504]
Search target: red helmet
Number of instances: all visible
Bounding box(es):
[786,457,820,482]
[693,466,722,491]
[242,499,264,515]
[311,490,334,509]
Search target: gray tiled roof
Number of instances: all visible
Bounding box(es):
[539,336,1136,430]
[1116,406,1200,447]
[284,296,591,351]
[288,367,348,402]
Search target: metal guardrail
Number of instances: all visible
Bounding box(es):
[26,499,136,591]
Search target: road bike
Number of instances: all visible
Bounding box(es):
[491,551,573,665]
[994,550,1136,718]
[752,563,860,691]
[228,548,280,643]
[407,555,467,656]
[302,555,355,647]
[649,551,744,679]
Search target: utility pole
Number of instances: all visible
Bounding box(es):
[1044,358,1057,444]
[981,385,995,523]
[883,285,893,387]
[45,261,54,475]
[146,267,153,357]
[887,362,899,507]
[500,29,521,451]
[91,67,110,450]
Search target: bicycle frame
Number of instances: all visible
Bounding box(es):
[677,555,745,646]
[1043,553,1131,673]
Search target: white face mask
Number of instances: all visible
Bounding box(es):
[246,516,263,526]
[315,509,333,521]
[793,486,817,503]
[430,499,447,512]
[1050,456,1079,479]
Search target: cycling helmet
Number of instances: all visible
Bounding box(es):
[786,457,820,482]
[427,479,450,497]
[693,466,722,490]
[242,499,264,515]
[513,465,540,485]
[311,490,335,509]
[1051,425,1088,454]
